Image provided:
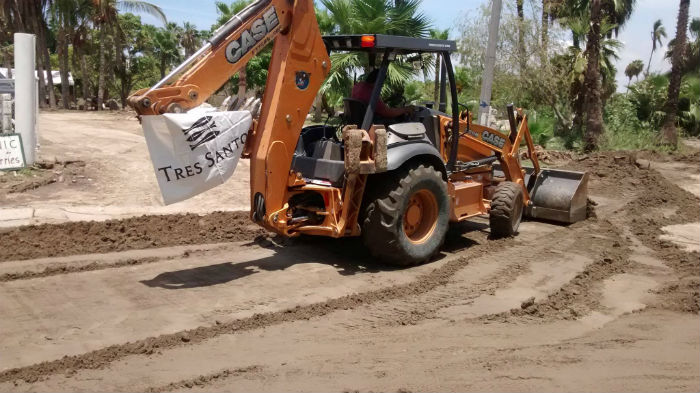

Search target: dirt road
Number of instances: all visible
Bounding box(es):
[1,137,698,390]
[0,111,250,227]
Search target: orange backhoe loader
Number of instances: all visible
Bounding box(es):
[128,0,588,265]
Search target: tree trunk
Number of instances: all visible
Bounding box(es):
[321,93,334,117]
[42,40,57,108]
[541,0,549,52]
[160,55,166,79]
[113,24,129,108]
[433,54,441,104]
[237,67,247,100]
[97,22,107,111]
[661,0,690,146]
[58,25,71,109]
[312,92,323,122]
[80,52,90,110]
[583,0,603,152]
[33,10,57,109]
[516,0,526,74]
[645,42,654,77]
[27,2,50,108]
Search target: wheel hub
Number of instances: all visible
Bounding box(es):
[402,189,438,244]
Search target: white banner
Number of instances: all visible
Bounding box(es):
[141,111,252,205]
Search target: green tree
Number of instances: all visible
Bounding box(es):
[179,22,201,57]
[645,19,666,76]
[430,28,449,105]
[320,0,432,106]
[624,59,644,88]
[152,22,182,79]
[562,0,635,151]
[50,0,92,108]
[114,13,160,106]
[214,0,254,100]
[665,17,700,75]
[93,0,165,110]
[661,0,690,146]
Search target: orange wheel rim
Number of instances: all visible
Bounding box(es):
[403,189,438,244]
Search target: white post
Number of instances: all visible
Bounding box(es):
[14,33,37,166]
[478,0,502,126]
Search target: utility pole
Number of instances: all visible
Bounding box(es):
[478,0,502,126]
[14,33,37,165]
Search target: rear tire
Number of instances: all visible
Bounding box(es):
[362,164,449,266]
[489,181,524,238]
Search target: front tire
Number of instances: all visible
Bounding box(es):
[361,164,449,266]
[489,181,524,238]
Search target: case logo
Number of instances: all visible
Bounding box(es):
[482,130,506,149]
[225,6,279,64]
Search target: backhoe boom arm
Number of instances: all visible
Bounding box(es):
[128,0,330,231]
[128,0,292,116]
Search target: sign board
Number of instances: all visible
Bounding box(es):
[0,133,26,171]
[141,111,252,205]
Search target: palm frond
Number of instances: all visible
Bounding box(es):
[117,0,166,24]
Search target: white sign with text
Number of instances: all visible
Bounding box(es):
[0,134,26,170]
[141,111,252,205]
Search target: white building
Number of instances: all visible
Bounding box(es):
[0,67,74,86]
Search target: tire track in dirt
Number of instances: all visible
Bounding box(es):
[0,235,513,384]
[482,218,633,322]
[0,211,266,262]
[485,153,700,321]
[0,242,257,282]
[144,366,263,393]
[622,163,700,314]
[0,256,162,282]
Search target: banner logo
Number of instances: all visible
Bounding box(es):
[182,116,220,151]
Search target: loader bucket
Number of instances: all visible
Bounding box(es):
[493,166,589,224]
[525,168,589,224]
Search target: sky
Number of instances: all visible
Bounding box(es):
[143,0,700,91]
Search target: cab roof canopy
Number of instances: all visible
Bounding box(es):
[322,34,457,54]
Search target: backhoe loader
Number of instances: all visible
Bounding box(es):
[127,0,588,265]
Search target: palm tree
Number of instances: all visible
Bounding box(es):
[624,59,644,89]
[429,28,448,105]
[516,0,526,74]
[19,0,58,108]
[559,12,624,137]
[320,0,431,105]
[51,0,93,109]
[153,23,182,79]
[645,19,666,76]
[179,22,201,57]
[93,0,165,110]
[661,0,690,146]
[581,0,603,152]
[562,0,635,151]
[71,1,94,110]
[665,17,699,75]
[214,0,254,100]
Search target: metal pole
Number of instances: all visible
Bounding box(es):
[14,33,37,165]
[478,0,502,126]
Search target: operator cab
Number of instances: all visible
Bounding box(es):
[291,34,460,188]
